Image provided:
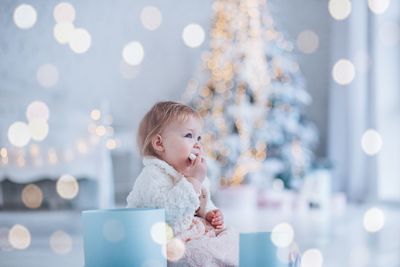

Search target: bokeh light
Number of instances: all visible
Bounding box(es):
[301,249,324,267]
[56,174,79,199]
[122,41,144,66]
[163,238,185,262]
[368,0,390,14]
[37,63,59,88]
[29,144,40,157]
[297,30,319,54]
[106,139,117,150]
[151,222,173,245]
[13,4,37,29]
[69,28,91,54]
[53,2,76,23]
[76,139,88,154]
[8,224,31,250]
[0,148,7,158]
[95,125,106,136]
[48,148,58,164]
[102,219,125,242]
[21,184,43,209]
[328,0,351,21]
[8,122,31,147]
[54,22,75,44]
[361,129,383,156]
[28,119,49,141]
[90,109,101,121]
[140,6,162,31]
[332,59,355,85]
[26,101,50,121]
[182,24,205,48]
[271,222,294,248]
[363,207,385,232]
[49,230,73,254]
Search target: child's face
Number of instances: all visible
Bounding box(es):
[159,116,203,173]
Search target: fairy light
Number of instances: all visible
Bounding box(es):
[0,148,7,158]
[8,225,31,250]
[90,109,101,121]
[48,148,58,164]
[21,184,43,209]
[56,174,79,199]
[106,139,117,150]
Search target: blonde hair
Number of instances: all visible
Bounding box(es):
[137,101,201,157]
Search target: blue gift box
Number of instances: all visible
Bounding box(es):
[240,232,287,267]
[82,208,167,267]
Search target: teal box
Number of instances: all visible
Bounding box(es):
[240,232,286,267]
[82,208,167,267]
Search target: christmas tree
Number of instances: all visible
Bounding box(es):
[183,0,318,189]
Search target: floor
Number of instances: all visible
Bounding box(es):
[0,204,400,267]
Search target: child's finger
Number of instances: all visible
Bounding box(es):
[212,218,223,225]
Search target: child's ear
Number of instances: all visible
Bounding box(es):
[151,134,164,153]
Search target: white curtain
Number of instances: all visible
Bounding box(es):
[328,1,400,202]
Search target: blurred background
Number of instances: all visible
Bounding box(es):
[1,0,399,266]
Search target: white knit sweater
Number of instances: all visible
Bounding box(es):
[126,156,216,234]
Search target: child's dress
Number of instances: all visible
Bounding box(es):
[126,156,238,267]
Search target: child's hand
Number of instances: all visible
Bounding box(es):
[205,209,224,229]
[182,153,207,183]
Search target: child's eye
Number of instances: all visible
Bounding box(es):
[184,133,193,138]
